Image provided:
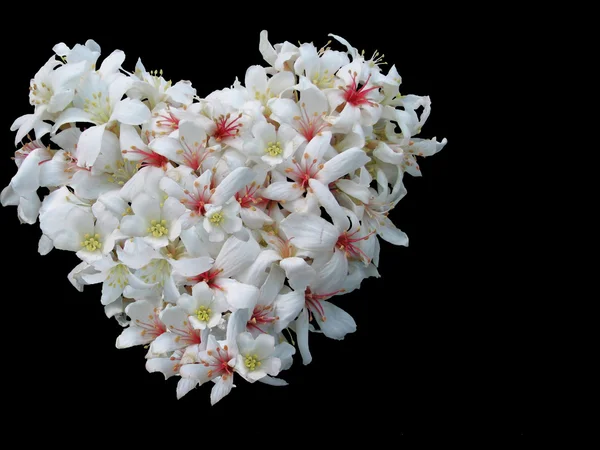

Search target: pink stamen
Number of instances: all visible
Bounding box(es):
[336,229,376,263]
[305,287,345,322]
[284,155,323,190]
[123,146,169,169]
[189,268,223,290]
[169,322,202,346]
[294,103,329,142]
[236,183,264,209]
[340,73,380,107]
[156,110,180,133]
[180,140,212,172]
[200,346,234,379]
[213,114,242,141]
[135,308,167,339]
[247,305,278,333]
[182,185,212,215]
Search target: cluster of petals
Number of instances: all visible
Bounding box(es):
[2,32,446,404]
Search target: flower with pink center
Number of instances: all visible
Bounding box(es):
[121,124,170,170]
[269,84,331,144]
[184,234,261,311]
[280,210,376,266]
[326,61,383,133]
[235,176,273,230]
[159,166,254,231]
[150,306,203,356]
[293,250,356,365]
[237,265,305,336]
[213,113,243,143]
[261,132,370,214]
[116,300,166,349]
[178,334,237,403]
[1,139,53,224]
[149,121,219,172]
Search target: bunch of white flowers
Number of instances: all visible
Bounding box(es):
[2,32,446,404]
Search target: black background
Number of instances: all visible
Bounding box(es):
[1,14,532,438]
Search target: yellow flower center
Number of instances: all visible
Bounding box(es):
[244,354,261,371]
[81,233,102,252]
[195,306,212,322]
[266,141,283,157]
[148,219,169,237]
[210,212,224,225]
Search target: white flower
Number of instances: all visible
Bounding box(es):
[244,120,301,167]
[178,334,238,403]
[2,32,447,404]
[120,192,186,248]
[235,332,281,382]
[203,201,243,242]
[177,282,228,330]
[116,300,166,349]
[149,120,219,172]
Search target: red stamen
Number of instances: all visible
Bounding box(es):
[123,146,169,169]
[213,114,242,141]
[247,305,277,333]
[236,183,264,209]
[294,103,329,142]
[341,73,380,107]
[336,229,376,262]
[189,268,223,290]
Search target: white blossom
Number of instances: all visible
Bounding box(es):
[2,32,446,404]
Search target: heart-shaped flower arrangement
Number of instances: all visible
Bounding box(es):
[2,31,446,404]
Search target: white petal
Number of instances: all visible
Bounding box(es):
[309,179,349,231]
[146,358,179,380]
[52,108,94,132]
[279,257,316,292]
[317,147,371,185]
[176,378,198,399]
[151,333,183,355]
[259,264,285,306]
[314,301,357,340]
[219,278,259,310]
[77,124,108,168]
[116,326,154,349]
[110,99,151,125]
[280,213,338,252]
[379,218,409,246]
[120,215,148,237]
[239,207,273,229]
[295,309,312,365]
[210,375,234,406]
[211,167,255,206]
[170,257,214,277]
[262,181,303,202]
[214,235,259,279]
[335,179,371,204]
[273,290,305,333]
[313,248,348,294]
[99,50,125,77]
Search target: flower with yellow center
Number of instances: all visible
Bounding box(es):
[195,306,212,322]
[209,212,224,225]
[244,354,261,371]
[266,141,283,157]
[81,233,102,252]
[148,219,169,237]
